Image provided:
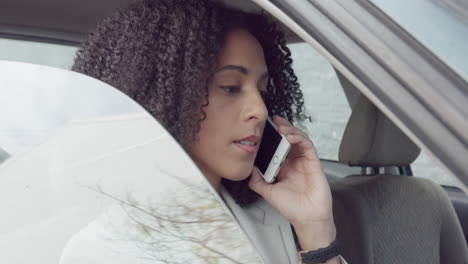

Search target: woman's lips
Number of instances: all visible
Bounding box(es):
[233,135,259,155]
[234,142,258,155]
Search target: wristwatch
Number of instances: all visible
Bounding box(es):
[298,239,341,264]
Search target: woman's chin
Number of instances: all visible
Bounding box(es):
[223,167,254,182]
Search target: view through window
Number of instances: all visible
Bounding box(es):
[288,42,462,188]
[0,37,462,188]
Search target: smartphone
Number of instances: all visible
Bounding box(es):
[254,117,291,183]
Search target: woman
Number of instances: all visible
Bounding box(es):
[73,0,346,263]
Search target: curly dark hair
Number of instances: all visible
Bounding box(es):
[72,0,308,207]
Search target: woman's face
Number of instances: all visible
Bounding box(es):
[191,29,269,189]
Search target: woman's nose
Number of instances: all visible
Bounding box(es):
[244,89,268,122]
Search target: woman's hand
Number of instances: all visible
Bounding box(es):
[249,115,337,251]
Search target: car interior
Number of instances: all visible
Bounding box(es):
[1,0,468,263]
[328,70,468,263]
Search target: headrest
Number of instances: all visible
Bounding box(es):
[336,72,420,167]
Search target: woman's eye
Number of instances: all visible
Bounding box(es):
[220,86,241,94]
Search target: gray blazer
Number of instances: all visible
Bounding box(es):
[220,186,348,264]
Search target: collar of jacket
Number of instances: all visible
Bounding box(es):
[219,186,299,264]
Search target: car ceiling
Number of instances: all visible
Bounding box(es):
[0,0,300,45]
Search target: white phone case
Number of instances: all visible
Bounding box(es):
[260,118,291,183]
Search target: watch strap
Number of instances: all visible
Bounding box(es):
[298,239,341,264]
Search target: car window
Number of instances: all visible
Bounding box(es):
[413,151,463,188]
[0,60,143,155]
[289,42,463,188]
[0,38,77,69]
[288,42,351,161]
[1,37,462,191]
[0,61,261,263]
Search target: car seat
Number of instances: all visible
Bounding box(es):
[330,74,468,264]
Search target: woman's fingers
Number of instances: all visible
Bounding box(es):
[273,115,291,126]
[270,116,318,160]
[249,167,273,200]
[273,115,308,138]
[277,124,308,138]
[286,133,318,161]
